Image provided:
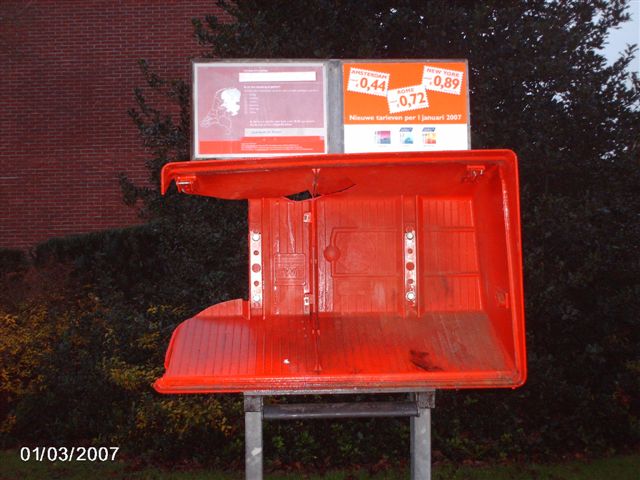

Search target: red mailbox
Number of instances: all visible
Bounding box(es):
[154,149,526,394]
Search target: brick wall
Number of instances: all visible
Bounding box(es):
[0,1,228,249]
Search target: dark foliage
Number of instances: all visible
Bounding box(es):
[0,249,27,276]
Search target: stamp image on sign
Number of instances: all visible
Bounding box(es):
[422,66,464,95]
[347,67,390,97]
[387,84,429,113]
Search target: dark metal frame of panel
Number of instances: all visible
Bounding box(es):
[244,391,435,480]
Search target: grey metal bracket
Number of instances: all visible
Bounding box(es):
[243,390,435,480]
[264,400,419,420]
[414,390,436,409]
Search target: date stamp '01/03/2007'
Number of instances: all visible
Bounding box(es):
[20,446,119,462]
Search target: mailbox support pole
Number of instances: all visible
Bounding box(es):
[243,390,434,480]
[410,391,435,480]
[244,395,264,480]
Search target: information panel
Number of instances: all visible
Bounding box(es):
[342,61,469,153]
[194,62,327,158]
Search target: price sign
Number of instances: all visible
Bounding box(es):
[387,85,429,113]
[342,60,470,152]
[422,66,464,95]
[347,68,390,97]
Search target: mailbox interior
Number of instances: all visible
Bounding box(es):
[154,150,526,393]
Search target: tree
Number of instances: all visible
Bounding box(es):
[127,0,640,463]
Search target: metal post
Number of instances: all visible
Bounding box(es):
[410,391,435,480]
[244,395,263,480]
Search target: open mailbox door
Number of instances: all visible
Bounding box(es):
[153,150,526,394]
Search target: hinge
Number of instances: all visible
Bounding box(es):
[250,231,263,308]
[463,165,485,182]
[404,227,417,306]
[175,175,197,193]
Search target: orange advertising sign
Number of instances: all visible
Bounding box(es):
[343,61,469,152]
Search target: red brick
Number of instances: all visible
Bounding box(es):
[0,0,225,249]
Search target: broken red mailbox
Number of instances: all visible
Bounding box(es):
[154,150,526,394]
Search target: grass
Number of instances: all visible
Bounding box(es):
[0,450,638,479]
